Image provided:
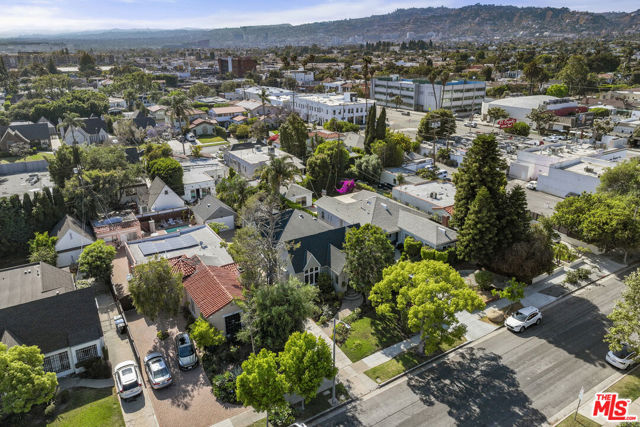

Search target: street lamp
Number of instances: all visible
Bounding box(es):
[331,316,350,406]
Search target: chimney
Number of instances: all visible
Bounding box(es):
[149,219,156,233]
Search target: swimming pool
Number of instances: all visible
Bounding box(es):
[165,225,190,233]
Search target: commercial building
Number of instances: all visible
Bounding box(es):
[293,92,369,125]
[371,75,486,114]
[508,143,603,181]
[481,96,585,124]
[217,56,257,77]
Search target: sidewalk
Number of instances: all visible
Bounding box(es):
[96,286,159,427]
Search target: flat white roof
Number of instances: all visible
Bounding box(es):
[488,95,557,109]
[393,181,456,207]
[296,93,367,106]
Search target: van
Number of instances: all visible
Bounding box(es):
[436,169,448,179]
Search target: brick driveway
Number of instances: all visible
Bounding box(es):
[126,310,248,427]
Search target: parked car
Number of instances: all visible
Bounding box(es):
[144,352,173,389]
[526,181,537,191]
[505,306,542,333]
[606,344,637,370]
[114,361,143,401]
[463,121,478,128]
[186,133,196,142]
[436,169,449,179]
[175,333,198,370]
[401,111,410,116]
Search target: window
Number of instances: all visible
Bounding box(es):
[44,350,71,373]
[304,266,320,285]
[164,190,168,195]
[224,312,241,337]
[76,344,98,363]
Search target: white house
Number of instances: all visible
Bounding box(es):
[144,176,186,213]
[282,183,313,207]
[189,118,218,136]
[51,215,96,267]
[392,181,456,226]
[224,145,304,178]
[0,264,103,378]
[508,143,602,181]
[293,92,368,125]
[60,117,109,145]
[210,106,247,125]
[180,158,229,202]
[191,195,237,229]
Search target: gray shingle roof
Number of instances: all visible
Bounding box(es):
[272,209,332,243]
[0,122,50,142]
[0,287,102,354]
[286,226,352,274]
[191,195,236,223]
[51,215,95,242]
[0,262,76,310]
[397,210,457,247]
[80,117,108,135]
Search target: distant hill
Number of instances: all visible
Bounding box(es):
[5,5,640,49]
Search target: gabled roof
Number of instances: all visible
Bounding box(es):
[397,210,457,247]
[271,209,333,243]
[146,176,174,209]
[191,195,236,223]
[51,215,95,242]
[0,287,102,354]
[212,106,246,115]
[178,256,243,317]
[285,226,352,274]
[132,112,156,129]
[283,183,312,199]
[0,122,50,141]
[79,117,108,135]
[0,262,76,310]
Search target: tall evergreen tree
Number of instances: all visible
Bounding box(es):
[457,187,499,264]
[375,107,387,141]
[279,113,308,160]
[22,193,34,230]
[364,106,377,154]
[502,185,530,248]
[46,57,58,74]
[52,186,66,216]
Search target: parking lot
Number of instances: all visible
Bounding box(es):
[507,178,563,217]
[0,171,54,199]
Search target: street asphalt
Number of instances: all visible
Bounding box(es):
[313,271,630,427]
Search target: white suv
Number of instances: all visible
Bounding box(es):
[505,306,542,333]
[114,361,143,400]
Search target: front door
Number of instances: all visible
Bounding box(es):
[224,313,241,338]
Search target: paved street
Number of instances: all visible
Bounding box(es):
[507,179,563,217]
[313,271,630,427]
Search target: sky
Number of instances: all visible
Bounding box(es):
[0,0,638,36]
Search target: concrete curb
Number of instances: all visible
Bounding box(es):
[301,398,356,425]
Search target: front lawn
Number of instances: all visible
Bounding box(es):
[198,136,226,144]
[0,153,54,164]
[339,313,408,362]
[48,387,124,427]
[364,337,466,383]
[606,366,640,400]
[556,413,601,427]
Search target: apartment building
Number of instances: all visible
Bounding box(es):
[293,92,369,125]
[371,75,486,114]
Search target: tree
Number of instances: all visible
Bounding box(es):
[592,118,614,141]
[456,187,499,264]
[149,157,184,196]
[143,142,172,164]
[250,120,268,142]
[28,231,57,265]
[78,51,97,75]
[504,121,530,137]
[558,55,590,95]
[546,84,569,98]
[375,107,387,140]
[417,109,456,142]
[305,139,350,197]
[0,343,58,416]
[258,87,272,117]
[487,107,509,127]
[78,240,116,284]
[523,59,549,94]
[215,172,256,212]
[236,349,288,424]
[279,113,308,159]
[491,278,526,314]
[605,270,640,363]
[46,56,58,74]
[33,74,70,100]
[369,260,484,355]
[57,112,85,166]
[188,82,212,99]
[352,154,382,183]
[129,256,183,320]
[114,119,147,146]
[526,106,554,136]
[393,95,403,110]
[364,105,377,154]
[371,138,403,167]
[501,185,531,247]
[599,158,640,199]
[279,332,336,410]
[189,317,225,348]
[237,278,318,352]
[344,224,395,298]
[259,155,298,196]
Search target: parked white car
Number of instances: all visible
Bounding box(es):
[526,181,537,191]
[606,345,637,370]
[463,121,478,128]
[505,306,542,333]
[144,352,173,389]
[186,133,196,142]
[114,361,143,400]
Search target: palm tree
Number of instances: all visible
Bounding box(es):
[57,112,85,167]
[259,155,299,196]
[258,88,271,118]
[427,68,440,110]
[362,56,372,110]
[393,95,403,111]
[439,70,450,111]
[169,93,191,155]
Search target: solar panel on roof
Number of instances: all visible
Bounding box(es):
[137,234,200,257]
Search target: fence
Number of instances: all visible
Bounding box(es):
[0,159,48,175]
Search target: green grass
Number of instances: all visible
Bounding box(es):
[0,153,54,164]
[48,387,124,427]
[339,314,408,362]
[606,366,640,401]
[247,419,267,427]
[556,413,601,427]
[198,136,226,144]
[364,338,466,383]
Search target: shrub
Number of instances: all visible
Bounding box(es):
[421,247,449,263]
[343,307,362,324]
[564,268,591,285]
[190,317,225,348]
[475,271,494,291]
[270,402,295,427]
[334,322,350,344]
[212,371,239,404]
[44,402,56,418]
[78,357,111,379]
[182,305,196,328]
[402,236,423,261]
[157,330,169,340]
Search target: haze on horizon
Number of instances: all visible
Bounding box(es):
[0,0,638,37]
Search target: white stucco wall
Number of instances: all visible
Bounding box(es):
[537,167,601,198]
[151,185,185,211]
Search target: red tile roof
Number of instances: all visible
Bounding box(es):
[182,257,243,317]
[168,255,197,277]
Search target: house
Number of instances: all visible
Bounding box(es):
[180,158,228,202]
[342,132,365,152]
[108,97,127,113]
[91,212,142,244]
[132,111,156,130]
[147,105,168,122]
[231,115,248,125]
[0,128,30,153]
[210,106,247,125]
[0,122,52,149]
[142,176,186,214]
[392,181,456,226]
[282,183,313,207]
[191,195,236,229]
[51,215,96,267]
[235,100,267,117]
[170,255,243,337]
[60,117,109,145]
[283,226,353,292]
[0,263,103,377]
[224,144,304,178]
[189,118,218,136]
[167,108,208,131]
[316,190,457,250]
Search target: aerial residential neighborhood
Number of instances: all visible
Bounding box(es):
[1,2,640,427]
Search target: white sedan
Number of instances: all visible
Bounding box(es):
[505,306,542,333]
[606,345,637,370]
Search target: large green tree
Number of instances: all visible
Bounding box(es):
[375,107,387,140]
[351,154,382,183]
[215,171,256,213]
[605,270,640,363]
[599,158,640,199]
[417,109,456,142]
[305,139,349,197]
[344,224,395,298]
[364,105,377,153]
[28,231,57,265]
[259,156,298,196]
[149,157,184,196]
[558,55,590,95]
[371,137,404,167]
[456,187,499,264]
[369,260,484,355]
[0,344,58,416]
[279,113,308,160]
[129,256,184,320]
[279,332,336,410]
[78,240,116,284]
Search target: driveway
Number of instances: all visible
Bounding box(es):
[507,178,563,217]
[125,310,248,427]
